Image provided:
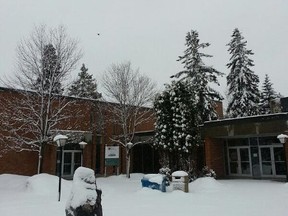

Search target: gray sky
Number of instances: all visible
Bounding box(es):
[1,0,288,97]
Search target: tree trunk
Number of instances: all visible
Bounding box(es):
[126,150,131,178]
[37,146,42,174]
[37,143,45,174]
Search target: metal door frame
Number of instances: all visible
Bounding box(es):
[228,146,252,177]
[62,150,82,177]
[259,144,285,178]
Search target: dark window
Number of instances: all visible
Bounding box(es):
[227,138,249,147]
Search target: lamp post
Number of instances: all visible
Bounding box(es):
[53,134,68,202]
[277,134,288,182]
[79,141,87,166]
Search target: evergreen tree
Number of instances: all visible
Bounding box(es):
[154,86,173,153]
[154,81,200,171]
[34,44,63,94]
[226,28,260,117]
[260,74,278,114]
[68,64,101,99]
[171,30,223,123]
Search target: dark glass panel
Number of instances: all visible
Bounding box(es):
[275,162,286,175]
[259,137,279,146]
[262,162,272,175]
[261,148,271,161]
[229,149,238,162]
[230,162,238,174]
[240,148,249,161]
[241,162,251,174]
[249,137,258,146]
[74,152,82,163]
[227,138,249,147]
[63,164,71,175]
[274,147,285,161]
[64,152,72,163]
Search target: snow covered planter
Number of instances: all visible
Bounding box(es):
[171,171,189,193]
[141,174,166,192]
[66,167,103,216]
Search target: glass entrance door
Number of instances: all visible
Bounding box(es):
[260,145,286,177]
[63,151,82,178]
[228,147,252,176]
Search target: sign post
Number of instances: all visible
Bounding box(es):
[105,146,120,176]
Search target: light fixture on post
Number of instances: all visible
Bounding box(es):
[127,142,133,150]
[277,134,288,144]
[53,134,68,202]
[277,134,288,182]
[79,141,87,166]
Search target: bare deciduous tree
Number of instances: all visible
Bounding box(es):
[0,25,82,173]
[102,61,157,178]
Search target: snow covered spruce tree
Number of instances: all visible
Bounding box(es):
[226,28,260,117]
[102,61,157,178]
[68,63,101,99]
[0,25,82,173]
[154,81,200,172]
[171,30,223,123]
[260,74,280,114]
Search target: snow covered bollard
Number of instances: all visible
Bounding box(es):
[171,171,189,193]
[66,167,103,216]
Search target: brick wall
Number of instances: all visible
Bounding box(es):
[205,137,226,178]
[0,149,38,176]
[0,87,156,176]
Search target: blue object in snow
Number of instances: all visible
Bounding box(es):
[141,174,166,192]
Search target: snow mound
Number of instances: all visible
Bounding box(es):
[0,174,28,191]
[26,173,71,196]
[190,177,223,193]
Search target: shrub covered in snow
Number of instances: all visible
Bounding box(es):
[199,166,216,179]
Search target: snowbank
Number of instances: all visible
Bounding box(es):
[26,173,71,196]
[1,173,288,216]
[0,174,28,191]
[189,177,223,193]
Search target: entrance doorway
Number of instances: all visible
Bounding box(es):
[226,137,286,179]
[62,150,82,178]
[228,147,252,176]
[259,145,286,177]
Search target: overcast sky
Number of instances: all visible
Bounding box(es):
[1,0,288,97]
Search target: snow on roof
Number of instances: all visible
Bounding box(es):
[204,112,288,126]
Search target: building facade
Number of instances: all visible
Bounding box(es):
[203,113,288,180]
[2,86,288,181]
[0,87,158,178]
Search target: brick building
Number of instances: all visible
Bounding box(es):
[0,87,158,178]
[2,85,288,181]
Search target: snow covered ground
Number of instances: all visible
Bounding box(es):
[1,173,288,216]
